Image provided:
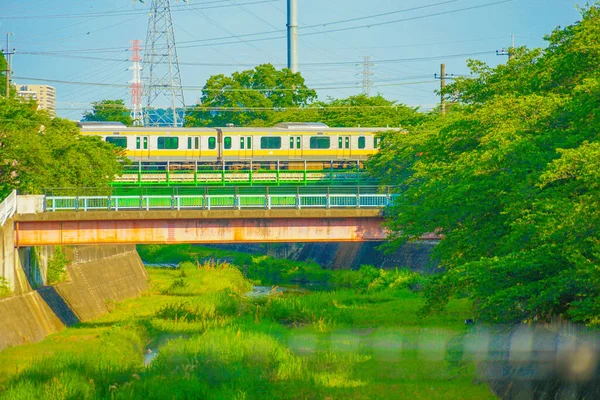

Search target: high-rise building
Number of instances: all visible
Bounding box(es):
[16,84,56,117]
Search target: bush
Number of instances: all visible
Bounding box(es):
[47,246,68,285]
[0,276,10,297]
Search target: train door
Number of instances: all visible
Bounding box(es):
[288,135,302,159]
[337,135,351,158]
[186,136,201,159]
[239,136,252,159]
[135,136,149,159]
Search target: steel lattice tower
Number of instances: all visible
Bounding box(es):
[142,0,185,127]
[129,40,144,126]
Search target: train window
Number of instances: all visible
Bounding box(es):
[345,137,350,149]
[296,137,301,148]
[289,137,294,149]
[247,137,252,149]
[157,137,179,149]
[224,137,232,149]
[358,136,366,149]
[105,136,127,148]
[208,137,216,149]
[338,137,342,149]
[310,137,330,149]
[240,137,245,149]
[374,137,382,148]
[261,137,281,149]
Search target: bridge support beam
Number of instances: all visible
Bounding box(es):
[15,217,387,246]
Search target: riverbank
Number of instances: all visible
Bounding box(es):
[0,261,494,399]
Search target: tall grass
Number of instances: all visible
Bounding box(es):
[0,258,494,399]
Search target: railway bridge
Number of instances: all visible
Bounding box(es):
[9,186,395,247]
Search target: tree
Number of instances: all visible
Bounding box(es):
[0,96,125,197]
[369,4,600,325]
[0,53,7,97]
[82,99,133,126]
[186,64,317,127]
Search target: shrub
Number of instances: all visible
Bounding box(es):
[47,246,69,285]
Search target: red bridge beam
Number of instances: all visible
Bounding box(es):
[15,217,387,246]
[14,209,390,246]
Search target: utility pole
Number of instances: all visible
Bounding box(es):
[287,0,298,73]
[2,33,16,97]
[434,64,459,116]
[496,34,515,61]
[360,56,374,97]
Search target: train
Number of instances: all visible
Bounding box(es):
[78,121,398,162]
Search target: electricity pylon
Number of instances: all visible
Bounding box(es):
[141,0,186,127]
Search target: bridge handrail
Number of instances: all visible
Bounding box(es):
[43,192,397,212]
[0,190,17,226]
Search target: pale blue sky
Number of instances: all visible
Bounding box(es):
[1,0,585,120]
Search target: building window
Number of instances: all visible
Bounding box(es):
[157,137,179,150]
[310,136,330,149]
[358,136,366,149]
[260,137,281,149]
[208,137,216,149]
[105,136,127,148]
[224,136,232,149]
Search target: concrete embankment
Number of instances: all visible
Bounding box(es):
[0,245,147,351]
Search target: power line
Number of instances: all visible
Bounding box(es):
[17,50,495,67]
[174,0,512,48]
[13,75,436,91]
[0,0,279,20]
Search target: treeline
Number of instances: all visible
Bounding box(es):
[85,63,423,129]
[0,97,125,198]
[369,5,600,325]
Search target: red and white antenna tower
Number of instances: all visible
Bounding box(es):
[129,40,144,126]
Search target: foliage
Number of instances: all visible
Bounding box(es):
[82,99,133,126]
[268,94,423,128]
[46,247,69,285]
[369,4,600,325]
[0,97,125,197]
[0,277,10,298]
[186,64,317,127]
[0,54,6,97]
[185,64,423,128]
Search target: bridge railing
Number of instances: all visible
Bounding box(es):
[44,192,397,212]
[0,190,17,226]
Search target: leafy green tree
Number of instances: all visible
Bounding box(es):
[266,94,423,128]
[0,96,125,197]
[186,64,317,127]
[370,4,600,325]
[82,99,133,126]
[0,53,6,97]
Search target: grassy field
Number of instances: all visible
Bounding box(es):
[0,259,495,399]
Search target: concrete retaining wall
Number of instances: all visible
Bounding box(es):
[0,245,148,351]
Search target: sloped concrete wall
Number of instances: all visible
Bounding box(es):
[55,245,148,322]
[0,290,65,350]
[0,245,148,351]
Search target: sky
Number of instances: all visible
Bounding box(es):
[0,0,586,121]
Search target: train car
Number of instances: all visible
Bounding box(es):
[78,122,396,162]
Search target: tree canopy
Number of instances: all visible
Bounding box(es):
[369,4,600,325]
[0,97,125,197]
[186,64,317,127]
[82,99,133,126]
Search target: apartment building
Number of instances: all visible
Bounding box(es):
[16,84,56,117]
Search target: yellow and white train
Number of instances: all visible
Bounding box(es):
[79,122,397,162]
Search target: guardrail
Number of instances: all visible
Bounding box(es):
[0,190,17,226]
[45,193,396,212]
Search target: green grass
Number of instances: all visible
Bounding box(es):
[0,260,495,399]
